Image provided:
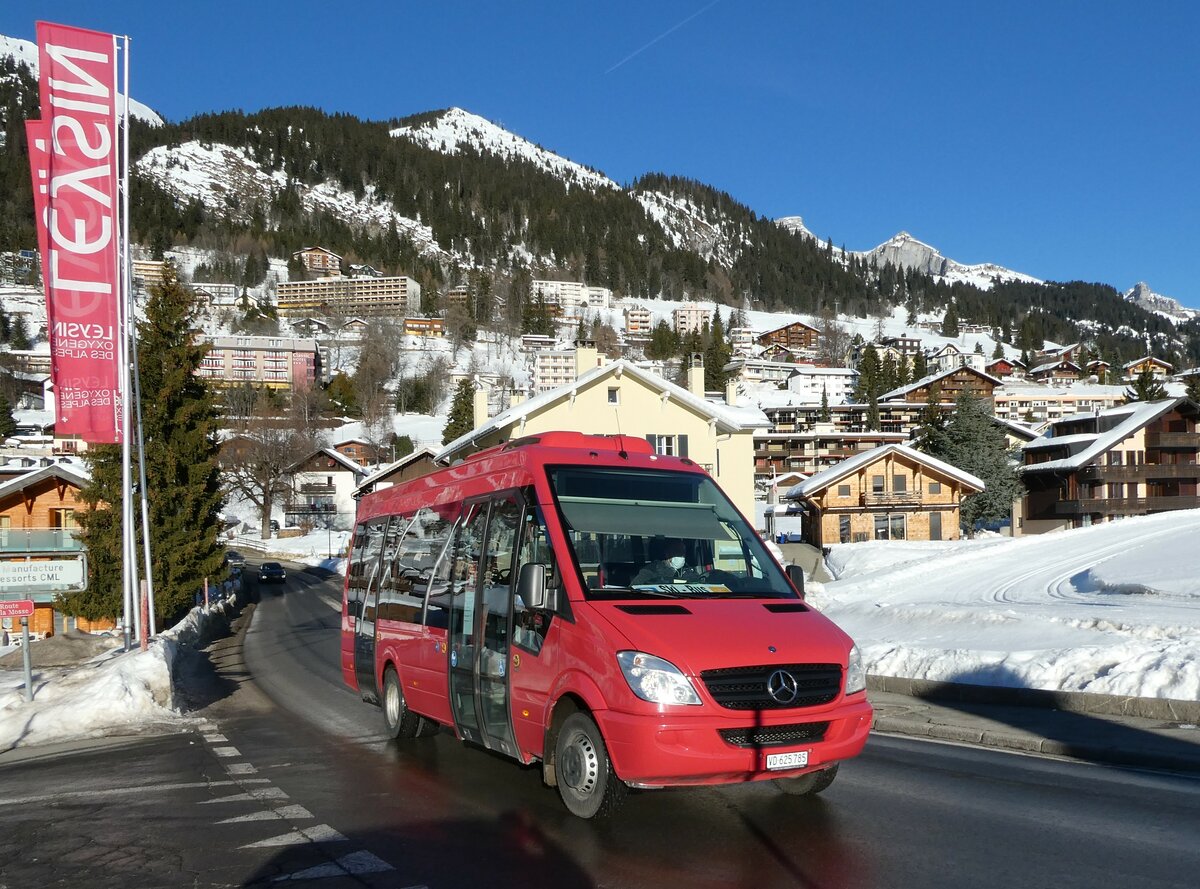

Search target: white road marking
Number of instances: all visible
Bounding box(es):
[0,779,270,807]
[216,805,313,824]
[271,850,397,881]
[240,823,347,849]
[213,746,241,757]
[200,786,288,805]
[225,763,258,775]
[201,733,228,743]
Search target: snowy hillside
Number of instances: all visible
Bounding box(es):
[777,217,1042,291]
[635,190,747,266]
[391,107,619,192]
[136,141,448,260]
[0,33,164,126]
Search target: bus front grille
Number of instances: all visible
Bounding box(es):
[699,663,842,710]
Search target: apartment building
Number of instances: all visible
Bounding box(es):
[531,280,613,315]
[292,247,342,277]
[1020,396,1200,534]
[672,302,711,336]
[994,383,1126,426]
[531,346,608,393]
[276,275,421,317]
[624,305,652,335]
[197,335,321,391]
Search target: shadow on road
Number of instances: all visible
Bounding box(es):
[920,665,1200,772]
[237,811,594,888]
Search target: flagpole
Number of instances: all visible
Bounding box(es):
[120,35,156,637]
[116,33,139,650]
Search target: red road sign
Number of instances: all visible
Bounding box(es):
[0,599,35,618]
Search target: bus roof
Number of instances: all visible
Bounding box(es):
[354,432,699,524]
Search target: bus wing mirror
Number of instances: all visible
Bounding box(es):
[517,562,554,610]
[786,564,806,599]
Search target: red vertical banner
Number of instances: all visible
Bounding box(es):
[28,21,122,443]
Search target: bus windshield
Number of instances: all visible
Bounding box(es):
[547,465,797,600]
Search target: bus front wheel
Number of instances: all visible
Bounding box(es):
[554,712,626,819]
[382,666,426,740]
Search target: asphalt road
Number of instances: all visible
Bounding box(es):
[0,562,1198,888]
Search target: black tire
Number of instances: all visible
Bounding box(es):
[774,763,838,796]
[381,666,427,740]
[554,712,626,819]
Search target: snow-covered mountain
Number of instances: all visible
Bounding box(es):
[0,33,163,126]
[776,217,1041,291]
[391,107,618,192]
[1123,282,1198,323]
[635,189,748,266]
[135,141,448,260]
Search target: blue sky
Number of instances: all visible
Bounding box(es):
[6,1,1198,307]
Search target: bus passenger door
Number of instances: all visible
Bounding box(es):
[447,494,521,759]
[353,518,388,701]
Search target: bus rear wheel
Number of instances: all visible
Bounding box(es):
[382,666,427,740]
[774,764,839,796]
[554,712,626,819]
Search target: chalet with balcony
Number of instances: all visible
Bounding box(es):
[1122,356,1173,382]
[0,458,92,636]
[1027,358,1082,386]
[785,443,984,546]
[757,321,820,353]
[880,365,1002,406]
[985,357,1025,381]
[284,447,370,530]
[1019,396,1200,534]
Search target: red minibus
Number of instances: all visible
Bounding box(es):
[341,431,871,817]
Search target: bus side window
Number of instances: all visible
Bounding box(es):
[513,504,559,654]
[347,519,387,624]
[423,504,465,629]
[378,513,421,623]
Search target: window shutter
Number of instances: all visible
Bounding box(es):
[678,435,689,458]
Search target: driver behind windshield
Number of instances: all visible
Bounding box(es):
[633,538,699,585]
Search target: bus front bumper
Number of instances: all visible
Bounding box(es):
[598,695,872,787]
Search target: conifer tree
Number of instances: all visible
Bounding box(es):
[917,392,1024,534]
[0,393,16,439]
[819,385,831,423]
[68,267,225,624]
[912,350,928,380]
[442,379,476,444]
[1186,375,1200,403]
[1124,368,1168,402]
[940,302,959,338]
[704,309,732,391]
[992,340,1004,360]
[855,344,880,402]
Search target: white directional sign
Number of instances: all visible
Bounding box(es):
[0,558,86,591]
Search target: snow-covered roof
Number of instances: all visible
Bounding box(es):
[354,446,440,494]
[288,447,370,476]
[1021,398,1185,472]
[1123,356,1173,371]
[437,359,769,462]
[786,443,984,499]
[1028,359,1080,375]
[0,460,90,499]
[880,365,1002,402]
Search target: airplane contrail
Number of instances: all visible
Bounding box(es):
[605,0,723,75]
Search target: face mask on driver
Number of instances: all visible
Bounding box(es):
[668,555,686,570]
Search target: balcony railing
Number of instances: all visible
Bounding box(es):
[1076,463,1200,482]
[285,502,336,516]
[861,491,922,505]
[1054,495,1200,516]
[1146,432,1200,448]
[0,528,84,554]
[299,483,336,495]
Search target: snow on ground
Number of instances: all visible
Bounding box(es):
[0,593,243,751]
[808,509,1200,701]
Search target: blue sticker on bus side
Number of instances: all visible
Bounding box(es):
[451,649,458,668]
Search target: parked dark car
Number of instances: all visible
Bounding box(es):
[258,562,286,583]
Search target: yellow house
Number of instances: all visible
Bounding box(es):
[436,351,769,519]
[786,443,984,546]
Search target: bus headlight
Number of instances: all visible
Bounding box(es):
[845,643,867,695]
[617,651,702,706]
